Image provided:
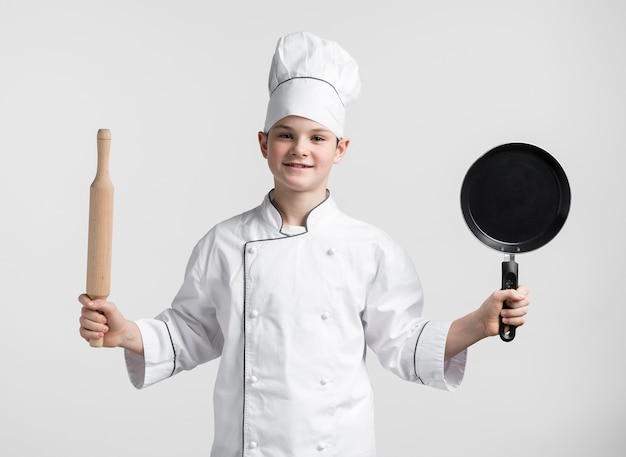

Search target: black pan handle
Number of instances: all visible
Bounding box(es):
[500,256,518,342]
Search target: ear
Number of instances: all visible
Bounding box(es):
[333,137,350,164]
[258,131,268,159]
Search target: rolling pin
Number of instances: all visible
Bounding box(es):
[86,129,114,347]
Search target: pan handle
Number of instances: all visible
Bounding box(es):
[500,256,518,342]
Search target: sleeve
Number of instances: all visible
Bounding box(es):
[412,320,466,391]
[362,239,466,391]
[124,239,225,389]
[125,319,176,389]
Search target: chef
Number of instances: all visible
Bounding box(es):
[79,31,530,457]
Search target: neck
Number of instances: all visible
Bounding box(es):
[271,187,328,226]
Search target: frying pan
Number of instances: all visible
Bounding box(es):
[460,142,570,341]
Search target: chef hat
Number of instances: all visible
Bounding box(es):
[263,31,361,139]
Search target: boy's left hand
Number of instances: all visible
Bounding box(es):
[479,286,530,338]
[445,285,530,360]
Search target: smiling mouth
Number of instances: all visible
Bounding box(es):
[285,163,313,169]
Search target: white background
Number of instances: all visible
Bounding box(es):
[1,0,625,455]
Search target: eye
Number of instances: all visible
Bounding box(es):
[312,135,325,142]
[276,132,292,139]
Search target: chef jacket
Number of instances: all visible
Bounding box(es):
[125,191,467,457]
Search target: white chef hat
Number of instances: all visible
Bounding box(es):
[263,31,361,139]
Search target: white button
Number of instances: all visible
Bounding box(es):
[248,246,257,255]
[250,309,259,318]
[320,377,330,386]
[250,375,258,384]
[249,441,258,449]
[321,311,330,320]
[317,442,327,451]
[326,248,336,255]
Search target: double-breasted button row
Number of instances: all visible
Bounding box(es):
[244,243,336,454]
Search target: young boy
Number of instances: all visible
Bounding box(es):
[79,31,529,456]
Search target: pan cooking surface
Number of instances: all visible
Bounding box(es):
[461,143,570,253]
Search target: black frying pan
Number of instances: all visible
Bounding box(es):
[460,142,570,341]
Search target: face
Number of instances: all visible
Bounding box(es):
[258,116,349,197]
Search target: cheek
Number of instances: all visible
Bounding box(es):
[267,153,282,165]
[323,151,341,168]
[265,152,283,173]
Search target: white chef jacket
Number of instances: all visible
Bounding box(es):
[125,191,467,457]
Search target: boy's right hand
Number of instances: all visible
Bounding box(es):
[78,294,132,349]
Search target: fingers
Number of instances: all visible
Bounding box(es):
[492,287,529,308]
[80,305,108,325]
[516,284,530,297]
[79,308,108,331]
[78,318,108,342]
[500,285,530,327]
[78,294,110,342]
[500,306,528,326]
[507,286,530,308]
[494,287,527,303]
[78,294,113,313]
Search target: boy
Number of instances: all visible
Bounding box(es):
[79,31,529,456]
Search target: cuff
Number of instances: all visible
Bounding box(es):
[124,318,176,389]
[414,320,467,391]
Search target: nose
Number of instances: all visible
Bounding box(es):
[291,136,309,156]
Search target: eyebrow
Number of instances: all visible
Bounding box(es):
[272,124,332,134]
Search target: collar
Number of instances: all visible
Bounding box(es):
[260,189,339,234]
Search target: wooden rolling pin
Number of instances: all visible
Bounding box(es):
[86,129,114,347]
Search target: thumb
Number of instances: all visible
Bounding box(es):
[498,288,525,301]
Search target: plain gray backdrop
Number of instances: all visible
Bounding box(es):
[1,0,624,455]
